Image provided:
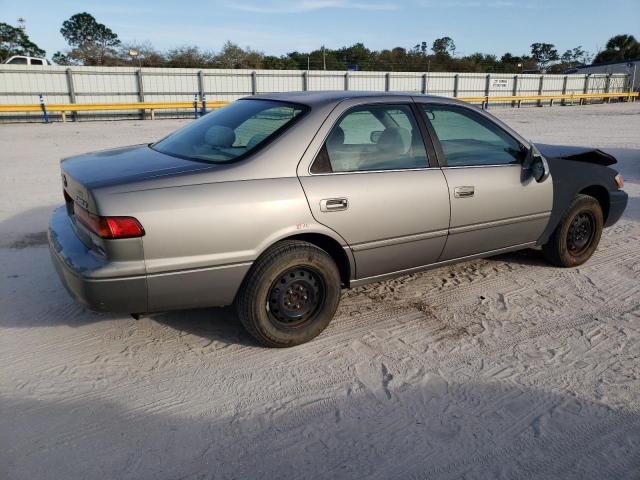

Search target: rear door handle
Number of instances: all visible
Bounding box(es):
[320,198,348,212]
[454,186,475,198]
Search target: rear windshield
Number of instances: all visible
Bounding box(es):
[151,99,308,163]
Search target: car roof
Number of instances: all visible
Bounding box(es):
[246,90,466,108]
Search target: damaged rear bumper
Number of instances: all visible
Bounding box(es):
[605,190,629,227]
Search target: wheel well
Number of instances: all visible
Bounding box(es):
[284,233,351,286]
[579,185,610,222]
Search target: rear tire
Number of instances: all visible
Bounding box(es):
[542,194,603,267]
[235,240,341,347]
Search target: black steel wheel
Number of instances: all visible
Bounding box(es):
[566,212,595,255]
[267,267,326,328]
[235,240,341,347]
[543,194,603,267]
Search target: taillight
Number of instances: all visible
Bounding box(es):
[614,173,624,189]
[75,207,144,239]
[103,217,145,238]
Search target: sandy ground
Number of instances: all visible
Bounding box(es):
[1,103,639,479]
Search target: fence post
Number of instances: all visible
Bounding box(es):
[136,69,145,119]
[302,71,308,91]
[65,68,77,122]
[604,73,612,103]
[511,75,518,107]
[421,73,427,94]
[453,74,459,98]
[537,74,544,107]
[385,72,391,91]
[344,71,350,91]
[561,75,568,106]
[197,70,205,99]
[251,71,257,95]
[581,74,590,105]
[484,74,491,109]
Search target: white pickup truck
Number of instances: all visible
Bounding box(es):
[2,55,50,65]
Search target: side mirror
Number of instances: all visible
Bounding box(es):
[370,130,383,143]
[523,144,550,183]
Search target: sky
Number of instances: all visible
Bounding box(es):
[1,0,638,60]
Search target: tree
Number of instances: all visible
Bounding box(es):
[412,41,429,56]
[432,37,456,56]
[336,43,375,70]
[530,42,559,70]
[51,51,73,65]
[165,46,214,68]
[0,22,45,61]
[213,41,262,69]
[262,55,298,69]
[59,12,120,65]
[594,34,640,64]
[560,46,588,64]
[117,42,166,67]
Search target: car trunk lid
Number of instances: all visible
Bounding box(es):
[61,144,212,193]
[60,144,208,253]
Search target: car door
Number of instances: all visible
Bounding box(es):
[417,102,553,260]
[297,100,450,280]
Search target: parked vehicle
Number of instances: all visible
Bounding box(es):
[2,55,50,65]
[49,92,628,347]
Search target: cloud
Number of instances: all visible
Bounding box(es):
[419,0,544,7]
[230,0,398,13]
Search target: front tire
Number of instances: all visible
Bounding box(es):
[542,194,603,267]
[235,240,341,347]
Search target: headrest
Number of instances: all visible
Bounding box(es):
[377,127,410,155]
[246,133,269,151]
[327,126,345,149]
[204,125,236,147]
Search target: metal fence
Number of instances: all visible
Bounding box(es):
[0,65,632,122]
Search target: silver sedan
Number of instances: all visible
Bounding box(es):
[49,92,628,346]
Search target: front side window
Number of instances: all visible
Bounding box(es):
[152,99,307,163]
[312,104,428,173]
[422,105,524,167]
[8,57,28,64]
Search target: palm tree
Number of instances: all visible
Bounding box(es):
[594,34,640,64]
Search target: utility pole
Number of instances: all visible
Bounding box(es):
[307,55,310,71]
[322,46,326,71]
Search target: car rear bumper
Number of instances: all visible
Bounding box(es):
[48,207,148,313]
[604,190,628,227]
[49,206,250,313]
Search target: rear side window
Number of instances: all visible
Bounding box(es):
[312,104,428,173]
[422,105,524,167]
[30,59,44,65]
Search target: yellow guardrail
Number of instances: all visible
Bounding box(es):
[459,91,638,107]
[0,101,229,121]
[0,92,636,121]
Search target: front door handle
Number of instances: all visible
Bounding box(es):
[320,198,348,212]
[454,186,475,198]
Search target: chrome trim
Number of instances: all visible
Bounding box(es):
[320,197,349,212]
[442,163,521,170]
[351,229,449,252]
[449,211,551,235]
[454,186,475,198]
[305,102,435,176]
[309,166,439,176]
[350,241,537,286]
